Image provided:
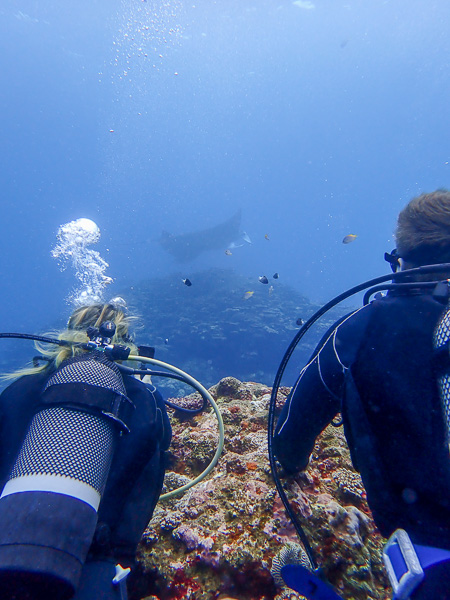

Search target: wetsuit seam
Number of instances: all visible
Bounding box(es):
[277,305,368,433]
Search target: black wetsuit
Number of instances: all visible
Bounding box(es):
[274,290,450,596]
[0,367,171,592]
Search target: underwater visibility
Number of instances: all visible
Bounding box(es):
[1,1,450,599]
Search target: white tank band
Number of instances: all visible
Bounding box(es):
[0,474,101,511]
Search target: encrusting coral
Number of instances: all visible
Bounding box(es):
[132,377,391,600]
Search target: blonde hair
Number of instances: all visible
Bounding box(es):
[2,303,137,381]
[396,190,450,266]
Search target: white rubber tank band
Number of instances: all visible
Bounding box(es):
[1,474,101,511]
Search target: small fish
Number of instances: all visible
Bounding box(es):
[273,272,279,279]
[342,234,357,244]
[243,291,254,300]
[225,249,232,256]
[296,317,304,326]
[265,234,270,240]
[259,275,269,284]
[164,338,169,345]
[182,278,192,286]
[269,285,274,295]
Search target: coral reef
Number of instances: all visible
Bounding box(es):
[131,378,391,600]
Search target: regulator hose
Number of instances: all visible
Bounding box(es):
[126,354,225,500]
[0,333,78,346]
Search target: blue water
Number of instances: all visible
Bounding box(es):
[1,0,449,375]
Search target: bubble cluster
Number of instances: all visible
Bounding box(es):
[110,0,184,86]
[52,218,113,307]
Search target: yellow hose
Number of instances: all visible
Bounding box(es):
[127,355,224,500]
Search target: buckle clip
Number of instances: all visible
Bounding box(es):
[112,564,131,585]
[383,529,424,600]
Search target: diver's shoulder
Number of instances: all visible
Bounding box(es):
[331,302,379,346]
[335,303,373,328]
[7,369,52,389]
[0,369,51,405]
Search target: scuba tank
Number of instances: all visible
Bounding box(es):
[0,327,133,600]
[0,322,224,600]
[433,293,450,444]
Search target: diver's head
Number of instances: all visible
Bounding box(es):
[395,190,450,270]
[67,302,132,343]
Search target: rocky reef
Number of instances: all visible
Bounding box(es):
[130,377,391,600]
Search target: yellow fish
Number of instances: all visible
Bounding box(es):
[265,234,270,240]
[342,234,357,244]
[243,291,254,300]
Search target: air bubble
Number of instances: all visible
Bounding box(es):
[52,218,113,307]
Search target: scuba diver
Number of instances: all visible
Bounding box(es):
[0,302,172,600]
[273,190,450,599]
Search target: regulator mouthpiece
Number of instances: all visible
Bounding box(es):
[86,321,116,348]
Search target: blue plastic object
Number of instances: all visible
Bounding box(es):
[281,564,343,600]
[383,529,424,600]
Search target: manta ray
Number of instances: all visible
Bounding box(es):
[159,210,248,262]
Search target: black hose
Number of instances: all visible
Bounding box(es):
[163,398,205,414]
[363,281,437,305]
[0,333,76,346]
[107,365,206,414]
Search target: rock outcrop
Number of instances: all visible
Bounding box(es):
[131,378,391,600]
